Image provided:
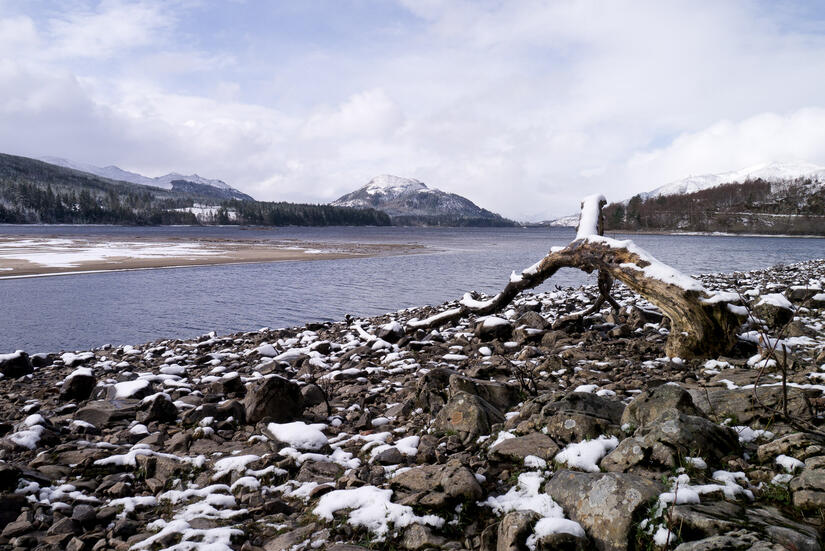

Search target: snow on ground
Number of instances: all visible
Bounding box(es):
[554,435,619,472]
[313,485,444,539]
[266,421,328,451]
[0,239,224,268]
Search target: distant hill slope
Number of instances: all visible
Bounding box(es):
[603,168,825,235]
[0,153,390,226]
[638,161,825,201]
[331,174,517,227]
[39,156,254,201]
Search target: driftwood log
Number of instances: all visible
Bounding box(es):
[408,195,745,359]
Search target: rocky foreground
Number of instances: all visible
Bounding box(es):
[1,261,825,551]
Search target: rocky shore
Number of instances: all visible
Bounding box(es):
[1,260,825,551]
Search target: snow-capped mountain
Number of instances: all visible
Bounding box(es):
[39,157,236,193]
[331,175,514,226]
[639,161,825,200]
[544,213,580,227]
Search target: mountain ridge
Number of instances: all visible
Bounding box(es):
[331,174,516,226]
[37,156,252,200]
[0,152,390,226]
[638,161,825,201]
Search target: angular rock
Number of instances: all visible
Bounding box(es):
[756,432,825,463]
[0,351,32,379]
[673,530,787,551]
[401,523,447,550]
[786,286,820,303]
[0,495,27,533]
[60,373,97,402]
[296,461,343,484]
[602,409,739,474]
[1,518,34,538]
[515,310,549,330]
[74,400,140,429]
[753,294,794,328]
[376,321,405,344]
[475,317,513,342]
[490,432,559,462]
[300,384,327,408]
[263,524,316,550]
[414,367,457,412]
[670,501,821,551]
[138,394,178,424]
[392,459,483,504]
[621,384,704,428]
[497,510,539,551]
[689,386,813,426]
[545,470,662,551]
[541,392,624,444]
[243,376,303,424]
[449,373,521,412]
[433,391,505,444]
[209,374,245,397]
[0,463,21,492]
[790,460,825,511]
[532,532,590,551]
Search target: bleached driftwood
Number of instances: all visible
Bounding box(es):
[408,194,745,359]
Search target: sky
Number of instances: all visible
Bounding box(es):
[2,0,825,221]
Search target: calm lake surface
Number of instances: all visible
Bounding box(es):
[1,225,824,353]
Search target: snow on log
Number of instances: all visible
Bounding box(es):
[575,194,606,240]
[406,195,745,359]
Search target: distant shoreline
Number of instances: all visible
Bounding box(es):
[605,229,825,239]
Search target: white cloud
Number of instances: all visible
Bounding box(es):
[2,1,825,219]
[624,109,825,192]
[301,89,404,140]
[46,0,174,59]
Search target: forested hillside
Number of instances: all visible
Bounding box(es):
[603,179,825,235]
[0,153,390,226]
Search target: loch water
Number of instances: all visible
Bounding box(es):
[1,225,823,353]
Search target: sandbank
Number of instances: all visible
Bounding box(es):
[0,235,423,279]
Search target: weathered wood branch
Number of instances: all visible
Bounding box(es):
[407,195,745,359]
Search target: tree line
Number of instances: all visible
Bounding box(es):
[602,179,825,235]
[0,180,392,226]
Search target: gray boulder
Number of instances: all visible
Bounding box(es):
[790,456,825,511]
[541,392,624,444]
[138,394,178,424]
[756,432,825,463]
[475,317,513,341]
[602,409,739,474]
[752,295,794,328]
[392,458,482,508]
[433,391,505,444]
[376,321,405,343]
[545,470,662,551]
[449,373,521,412]
[243,375,303,424]
[670,501,821,551]
[497,511,539,551]
[689,386,813,426]
[414,367,458,412]
[75,400,140,428]
[489,432,559,462]
[673,530,787,551]
[400,523,447,550]
[621,384,704,428]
